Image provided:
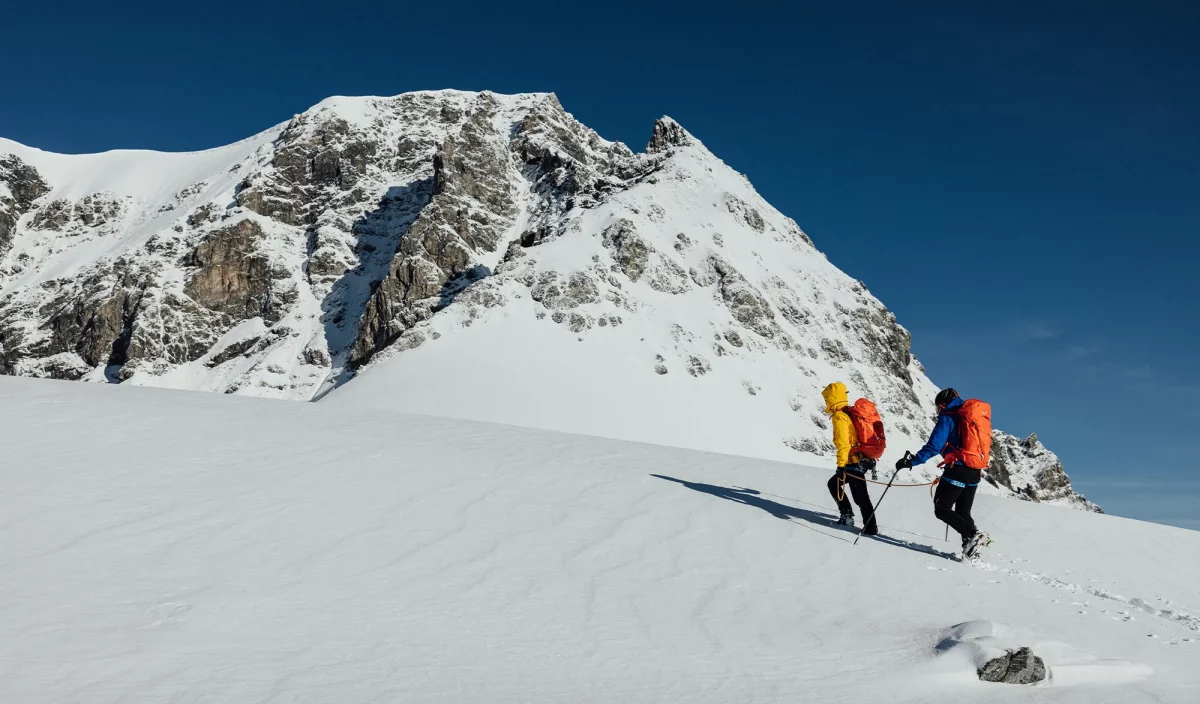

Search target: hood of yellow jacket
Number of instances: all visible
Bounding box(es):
[822,382,849,415]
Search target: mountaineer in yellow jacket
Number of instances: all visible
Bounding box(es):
[821,382,879,535]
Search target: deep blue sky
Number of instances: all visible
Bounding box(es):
[3,1,1197,528]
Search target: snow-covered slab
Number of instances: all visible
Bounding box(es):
[0,377,1195,702]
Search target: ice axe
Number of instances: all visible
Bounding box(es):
[854,451,912,546]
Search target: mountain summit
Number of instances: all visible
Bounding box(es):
[0,90,1095,510]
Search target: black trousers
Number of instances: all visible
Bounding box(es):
[827,465,877,533]
[934,465,981,541]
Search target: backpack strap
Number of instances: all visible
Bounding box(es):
[939,408,964,464]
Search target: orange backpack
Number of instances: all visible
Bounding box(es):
[845,398,887,460]
[943,399,993,470]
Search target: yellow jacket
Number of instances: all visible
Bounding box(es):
[822,382,859,468]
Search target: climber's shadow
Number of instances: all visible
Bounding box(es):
[650,474,954,559]
[652,474,838,523]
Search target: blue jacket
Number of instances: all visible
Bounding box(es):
[911,397,964,467]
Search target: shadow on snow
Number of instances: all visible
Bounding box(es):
[316,178,434,392]
[650,474,956,559]
[313,180,497,399]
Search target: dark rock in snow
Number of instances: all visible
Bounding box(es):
[977,647,1047,685]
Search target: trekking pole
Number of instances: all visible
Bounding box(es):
[854,451,912,546]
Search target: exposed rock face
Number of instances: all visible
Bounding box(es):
[647,117,692,152]
[30,195,124,232]
[352,96,521,363]
[710,255,782,340]
[236,115,375,227]
[988,431,1101,511]
[0,155,51,257]
[977,647,1048,684]
[38,284,140,370]
[529,271,600,311]
[347,94,661,366]
[0,261,150,379]
[602,219,651,282]
[183,220,278,323]
[0,90,1098,511]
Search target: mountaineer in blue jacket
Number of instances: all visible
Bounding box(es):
[896,388,991,559]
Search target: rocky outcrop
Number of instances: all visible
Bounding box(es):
[845,297,914,386]
[600,218,688,294]
[977,647,1047,684]
[707,255,782,341]
[0,156,51,209]
[0,262,150,379]
[38,290,136,370]
[351,93,651,365]
[530,271,600,311]
[511,94,641,212]
[988,431,1100,511]
[29,194,124,232]
[602,219,651,282]
[123,291,224,372]
[646,117,692,153]
[352,97,521,363]
[183,219,278,323]
[236,115,374,227]
[0,155,51,257]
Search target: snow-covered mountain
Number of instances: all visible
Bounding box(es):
[0,90,1095,509]
[1,377,1193,702]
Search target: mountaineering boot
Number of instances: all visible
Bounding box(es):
[962,531,992,560]
[836,511,855,527]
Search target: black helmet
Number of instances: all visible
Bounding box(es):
[934,388,960,408]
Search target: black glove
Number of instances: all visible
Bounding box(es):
[895,455,913,471]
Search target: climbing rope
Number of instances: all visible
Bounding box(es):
[837,471,939,502]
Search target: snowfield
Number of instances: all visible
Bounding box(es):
[1,376,1196,703]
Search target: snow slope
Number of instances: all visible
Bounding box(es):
[1,377,1194,703]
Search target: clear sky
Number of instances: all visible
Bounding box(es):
[3,1,1197,528]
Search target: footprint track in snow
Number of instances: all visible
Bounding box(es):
[968,559,1200,633]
